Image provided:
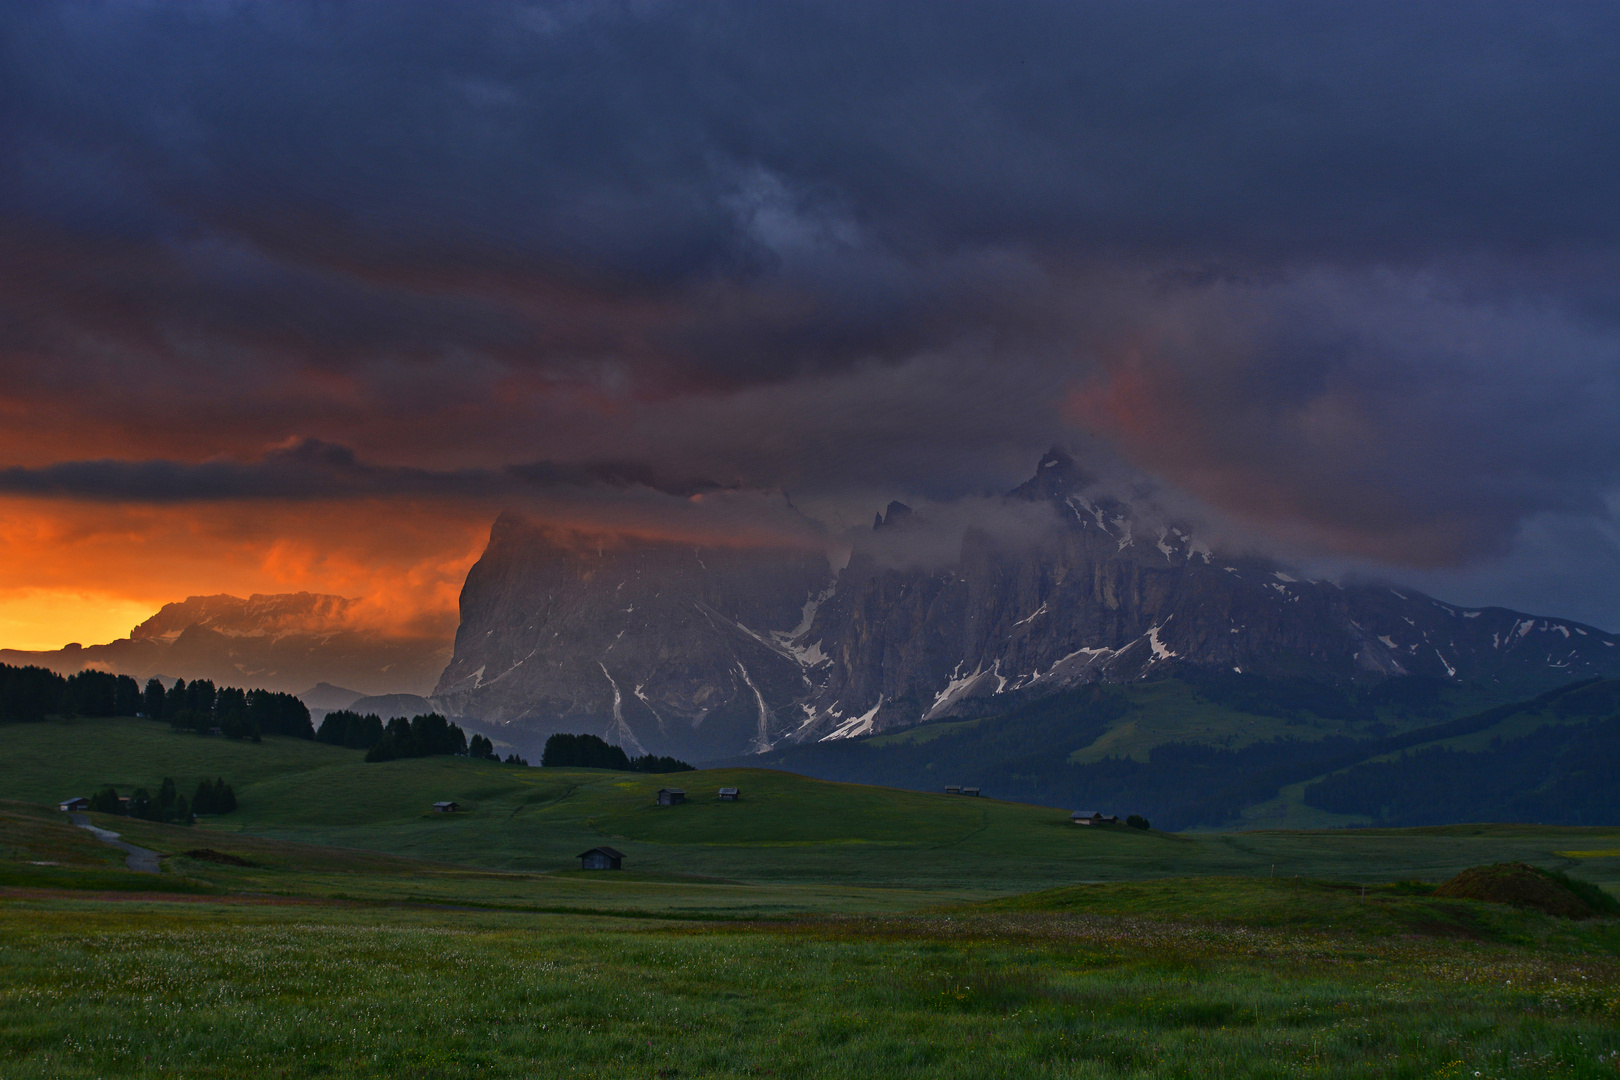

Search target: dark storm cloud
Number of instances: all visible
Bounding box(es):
[3,1,1620,621]
[0,439,727,502]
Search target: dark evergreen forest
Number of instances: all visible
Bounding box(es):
[540,732,693,773]
[749,677,1620,831]
[0,662,311,741]
[1304,680,1620,826]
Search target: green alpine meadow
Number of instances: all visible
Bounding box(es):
[1,715,1617,1078]
[10,4,1620,1077]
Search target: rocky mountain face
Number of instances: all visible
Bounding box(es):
[0,593,451,696]
[431,514,831,762]
[793,450,1620,740]
[438,452,1620,759]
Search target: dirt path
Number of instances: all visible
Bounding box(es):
[68,813,161,874]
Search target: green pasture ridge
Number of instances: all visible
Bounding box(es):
[3,715,1619,903]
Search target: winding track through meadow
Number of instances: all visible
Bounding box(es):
[67,812,160,873]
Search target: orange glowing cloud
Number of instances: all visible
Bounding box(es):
[0,470,829,652]
[0,496,490,650]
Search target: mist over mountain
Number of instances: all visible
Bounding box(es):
[439,452,1620,760]
[0,593,450,697]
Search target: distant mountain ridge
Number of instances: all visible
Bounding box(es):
[0,593,451,697]
[128,593,358,643]
[791,449,1620,741]
[437,450,1620,760]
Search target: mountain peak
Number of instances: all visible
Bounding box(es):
[1037,445,1074,470]
[130,592,357,641]
[1010,445,1089,502]
[874,501,913,530]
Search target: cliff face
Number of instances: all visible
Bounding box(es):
[437,452,1620,758]
[791,450,1620,739]
[431,514,832,760]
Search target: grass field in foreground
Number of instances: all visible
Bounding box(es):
[4,716,1620,1077]
[0,891,1615,1079]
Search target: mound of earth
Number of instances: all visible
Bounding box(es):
[181,848,256,867]
[1433,863,1594,918]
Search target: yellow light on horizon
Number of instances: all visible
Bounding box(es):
[0,589,157,652]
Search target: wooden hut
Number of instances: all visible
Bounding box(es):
[657,788,686,806]
[577,846,625,870]
[431,801,461,813]
[961,787,981,797]
[1071,810,1120,826]
[718,787,740,801]
[944,785,961,795]
[58,796,89,812]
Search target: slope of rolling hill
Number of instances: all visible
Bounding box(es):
[3,714,1618,897]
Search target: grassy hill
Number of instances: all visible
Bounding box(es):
[1,717,347,803]
[3,715,1619,907]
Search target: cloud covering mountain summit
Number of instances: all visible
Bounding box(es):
[3,1,1620,637]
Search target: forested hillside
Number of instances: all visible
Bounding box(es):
[1304,680,1620,826]
[749,676,1620,830]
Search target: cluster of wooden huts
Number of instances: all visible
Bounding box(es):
[440,776,1144,878]
[578,785,744,868]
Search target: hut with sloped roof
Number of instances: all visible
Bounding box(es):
[577,846,625,870]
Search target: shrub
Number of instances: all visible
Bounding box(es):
[1433,862,1605,919]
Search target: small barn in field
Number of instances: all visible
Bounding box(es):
[961,787,981,797]
[1072,810,1119,826]
[578,846,625,870]
[944,785,961,795]
[58,796,89,812]
[431,801,461,813]
[718,787,739,801]
[657,788,686,806]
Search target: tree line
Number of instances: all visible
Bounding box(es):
[539,732,693,773]
[145,677,312,741]
[317,709,527,764]
[2,664,142,722]
[86,777,237,824]
[316,709,468,760]
[0,662,312,742]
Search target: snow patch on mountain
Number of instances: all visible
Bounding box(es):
[822,697,884,741]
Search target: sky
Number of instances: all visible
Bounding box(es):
[3,0,1620,649]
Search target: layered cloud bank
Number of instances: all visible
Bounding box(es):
[3,1,1619,641]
